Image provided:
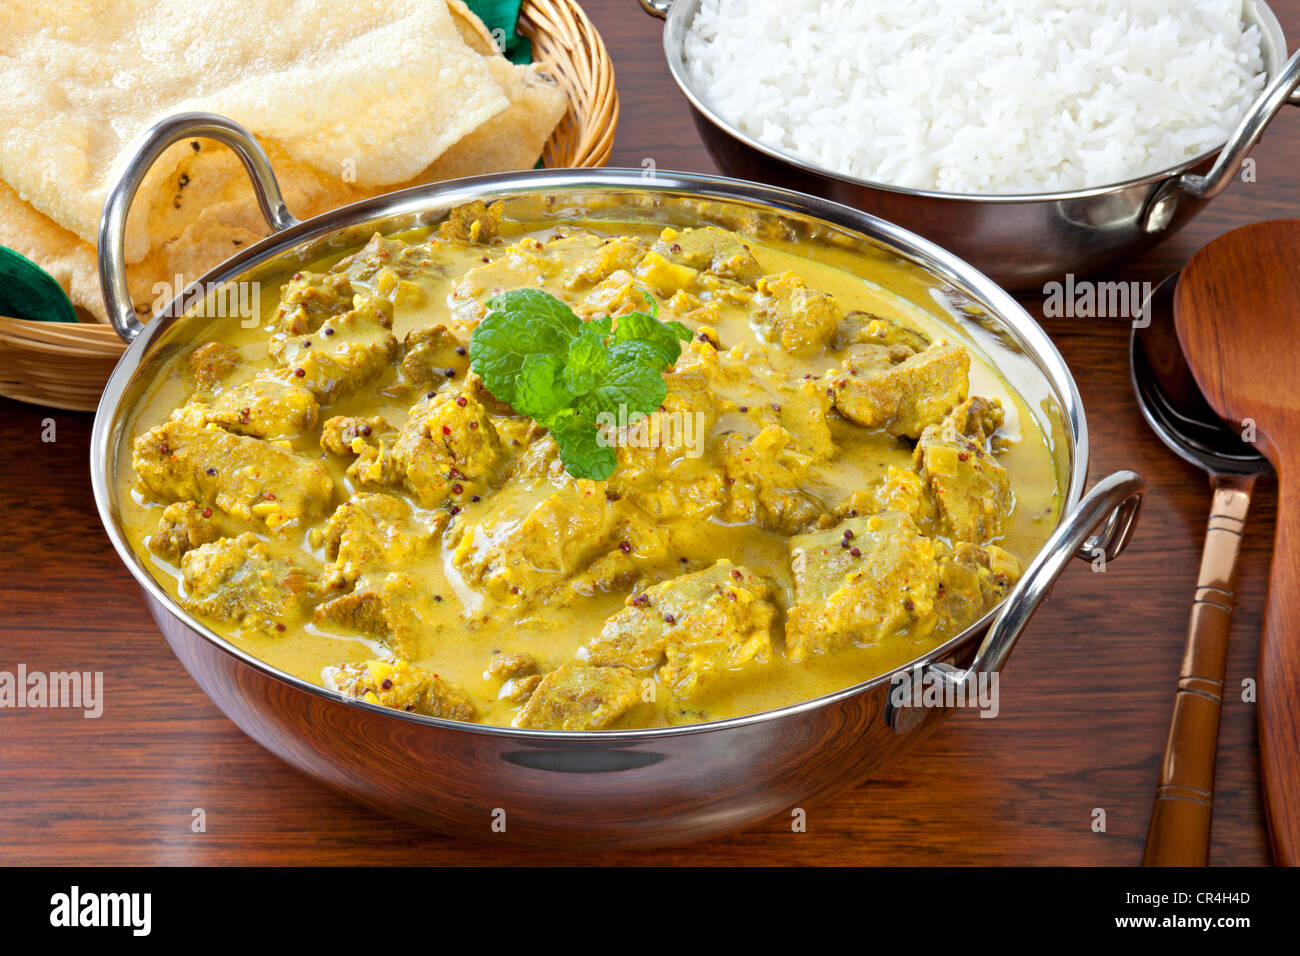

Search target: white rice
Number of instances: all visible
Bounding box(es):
[683,0,1267,194]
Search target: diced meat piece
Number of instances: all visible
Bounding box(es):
[392,389,505,508]
[652,226,763,285]
[198,378,319,439]
[833,311,931,352]
[750,271,842,354]
[437,199,502,243]
[272,271,356,336]
[133,408,334,531]
[188,342,242,391]
[914,399,1011,543]
[873,465,939,528]
[580,269,656,318]
[312,492,439,587]
[335,232,445,284]
[322,657,476,720]
[147,501,224,562]
[487,652,540,681]
[511,664,642,730]
[943,395,1005,445]
[313,571,442,660]
[561,234,647,289]
[829,465,939,531]
[486,652,543,703]
[588,561,776,700]
[451,483,622,604]
[181,533,318,628]
[500,674,542,703]
[720,424,825,534]
[270,293,398,403]
[320,415,396,456]
[400,324,470,389]
[935,543,1021,632]
[829,343,969,439]
[786,512,943,661]
[605,355,730,521]
[780,379,836,461]
[320,414,400,487]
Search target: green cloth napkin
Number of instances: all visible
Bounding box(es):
[0,246,77,323]
[465,0,531,64]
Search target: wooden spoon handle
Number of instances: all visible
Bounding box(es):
[1144,475,1255,866]
[1261,454,1300,866]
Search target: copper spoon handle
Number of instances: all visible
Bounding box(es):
[1144,473,1256,866]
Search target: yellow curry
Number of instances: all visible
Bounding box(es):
[117,202,1061,730]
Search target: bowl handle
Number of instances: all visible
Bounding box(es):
[97,111,299,344]
[638,0,672,18]
[1144,47,1300,233]
[888,470,1145,732]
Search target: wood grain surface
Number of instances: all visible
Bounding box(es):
[0,0,1294,865]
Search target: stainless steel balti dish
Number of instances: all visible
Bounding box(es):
[644,0,1300,290]
[91,113,1144,848]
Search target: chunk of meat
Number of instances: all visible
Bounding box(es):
[322,657,476,720]
[270,293,398,403]
[579,269,657,319]
[401,323,470,389]
[829,343,969,439]
[312,492,439,587]
[437,199,502,243]
[487,652,541,681]
[181,533,318,629]
[833,311,931,352]
[147,501,224,562]
[188,342,242,391]
[943,395,1005,445]
[720,425,825,534]
[588,561,776,700]
[486,652,543,703]
[272,271,356,336]
[319,414,399,487]
[336,232,445,284]
[561,234,647,289]
[320,415,396,456]
[750,271,842,354]
[198,378,319,439]
[786,512,943,661]
[913,398,1011,543]
[451,482,624,604]
[391,389,506,508]
[133,408,334,531]
[313,571,443,660]
[511,664,642,730]
[652,226,763,285]
[861,465,939,530]
[935,543,1021,632]
[604,350,730,521]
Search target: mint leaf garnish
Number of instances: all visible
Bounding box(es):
[469,287,691,480]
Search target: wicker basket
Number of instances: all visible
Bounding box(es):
[0,0,618,412]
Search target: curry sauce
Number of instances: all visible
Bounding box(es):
[116,204,1062,730]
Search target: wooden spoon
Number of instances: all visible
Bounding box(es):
[1175,219,1300,866]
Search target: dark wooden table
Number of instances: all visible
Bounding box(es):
[1,0,1294,865]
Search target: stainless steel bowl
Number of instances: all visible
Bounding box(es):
[91,113,1145,848]
[644,0,1300,290]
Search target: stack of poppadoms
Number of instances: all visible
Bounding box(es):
[0,0,566,322]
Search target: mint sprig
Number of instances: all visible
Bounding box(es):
[469,288,691,480]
